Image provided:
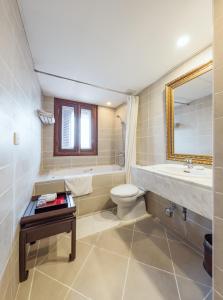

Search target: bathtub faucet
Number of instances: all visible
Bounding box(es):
[185,159,193,169]
[116,152,125,167]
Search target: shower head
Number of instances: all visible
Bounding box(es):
[116,115,122,121]
[116,115,125,125]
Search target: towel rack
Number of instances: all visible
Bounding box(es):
[37,109,55,125]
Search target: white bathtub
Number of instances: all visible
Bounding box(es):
[34,165,126,215]
[36,164,125,183]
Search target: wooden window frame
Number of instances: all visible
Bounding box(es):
[54,98,98,156]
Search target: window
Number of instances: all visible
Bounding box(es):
[54,98,98,156]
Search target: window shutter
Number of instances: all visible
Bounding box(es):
[61,106,75,149]
[80,108,92,150]
[54,98,97,156]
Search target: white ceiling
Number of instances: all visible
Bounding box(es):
[37,73,127,106]
[18,0,212,107]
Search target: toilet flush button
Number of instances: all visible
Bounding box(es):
[13,132,20,145]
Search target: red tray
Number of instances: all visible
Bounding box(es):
[35,194,68,214]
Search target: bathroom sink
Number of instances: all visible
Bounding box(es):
[131,164,213,219]
[149,164,212,179]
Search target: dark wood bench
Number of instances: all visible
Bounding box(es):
[19,192,76,282]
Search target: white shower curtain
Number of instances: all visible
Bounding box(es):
[125,95,139,183]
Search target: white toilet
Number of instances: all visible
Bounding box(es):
[110,184,146,220]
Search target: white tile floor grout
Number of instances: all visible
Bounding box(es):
[77,211,211,297]
[15,240,41,300]
[76,211,203,257]
[28,240,40,300]
[76,210,149,240]
[93,245,128,260]
[75,237,213,289]
[16,211,212,300]
[175,274,212,289]
[27,241,212,299]
[215,290,223,299]
[28,269,36,300]
[36,268,92,300]
[67,211,213,290]
[165,229,182,300]
[121,223,135,300]
[63,245,95,300]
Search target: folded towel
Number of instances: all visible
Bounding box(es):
[38,193,57,202]
[65,175,93,197]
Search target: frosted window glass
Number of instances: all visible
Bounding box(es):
[80,109,92,149]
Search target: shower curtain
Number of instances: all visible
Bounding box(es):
[125,95,139,183]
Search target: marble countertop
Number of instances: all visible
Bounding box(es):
[135,164,212,189]
[131,164,213,219]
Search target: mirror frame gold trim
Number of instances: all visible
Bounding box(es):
[165,61,213,165]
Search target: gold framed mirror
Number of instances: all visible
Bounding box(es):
[166,61,213,165]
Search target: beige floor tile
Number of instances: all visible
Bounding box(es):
[26,241,40,270]
[3,286,13,300]
[16,270,34,300]
[134,216,166,238]
[35,235,62,266]
[166,230,182,242]
[214,217,223,270]
[123,259,179,300]
[214,291,223,300]
[118,221,135,231]
[73,247,128,300]
[30,270,69,300]
[131,231,173,272]
[95,227,133,257]
[79,233,100,245]
[36,237,92,286]
[18,212,213,300]
[65,289,89,300]
[169,241,212,286]
[214,266,223,296]
[176,276,211,300]
[77,211,121,239]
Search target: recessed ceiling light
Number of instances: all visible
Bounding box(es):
[107,102,112,106]
[177,35,190,48]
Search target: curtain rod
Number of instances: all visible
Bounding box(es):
[34,69,130,96]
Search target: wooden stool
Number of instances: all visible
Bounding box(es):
[19,192,76,282]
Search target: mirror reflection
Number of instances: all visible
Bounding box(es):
[174,70,213,155]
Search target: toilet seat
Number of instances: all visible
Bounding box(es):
[111,184,138,198]
[110,184,146,220]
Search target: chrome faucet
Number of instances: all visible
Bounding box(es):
[116,152,125,167]
[185,159,193,169]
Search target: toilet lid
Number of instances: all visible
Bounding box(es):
[111,184,138,197]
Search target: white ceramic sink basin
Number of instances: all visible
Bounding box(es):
[149,164,212,179]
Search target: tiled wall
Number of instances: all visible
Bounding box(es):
[0,0,42,299]
[213,0,223,299]
[175,95,212,155]
[145,192,212,251]
[34,172,126,217]
[136,48,213,261]
[136,47,212,165]
[40,99,127,216]
[41,96,117,170]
